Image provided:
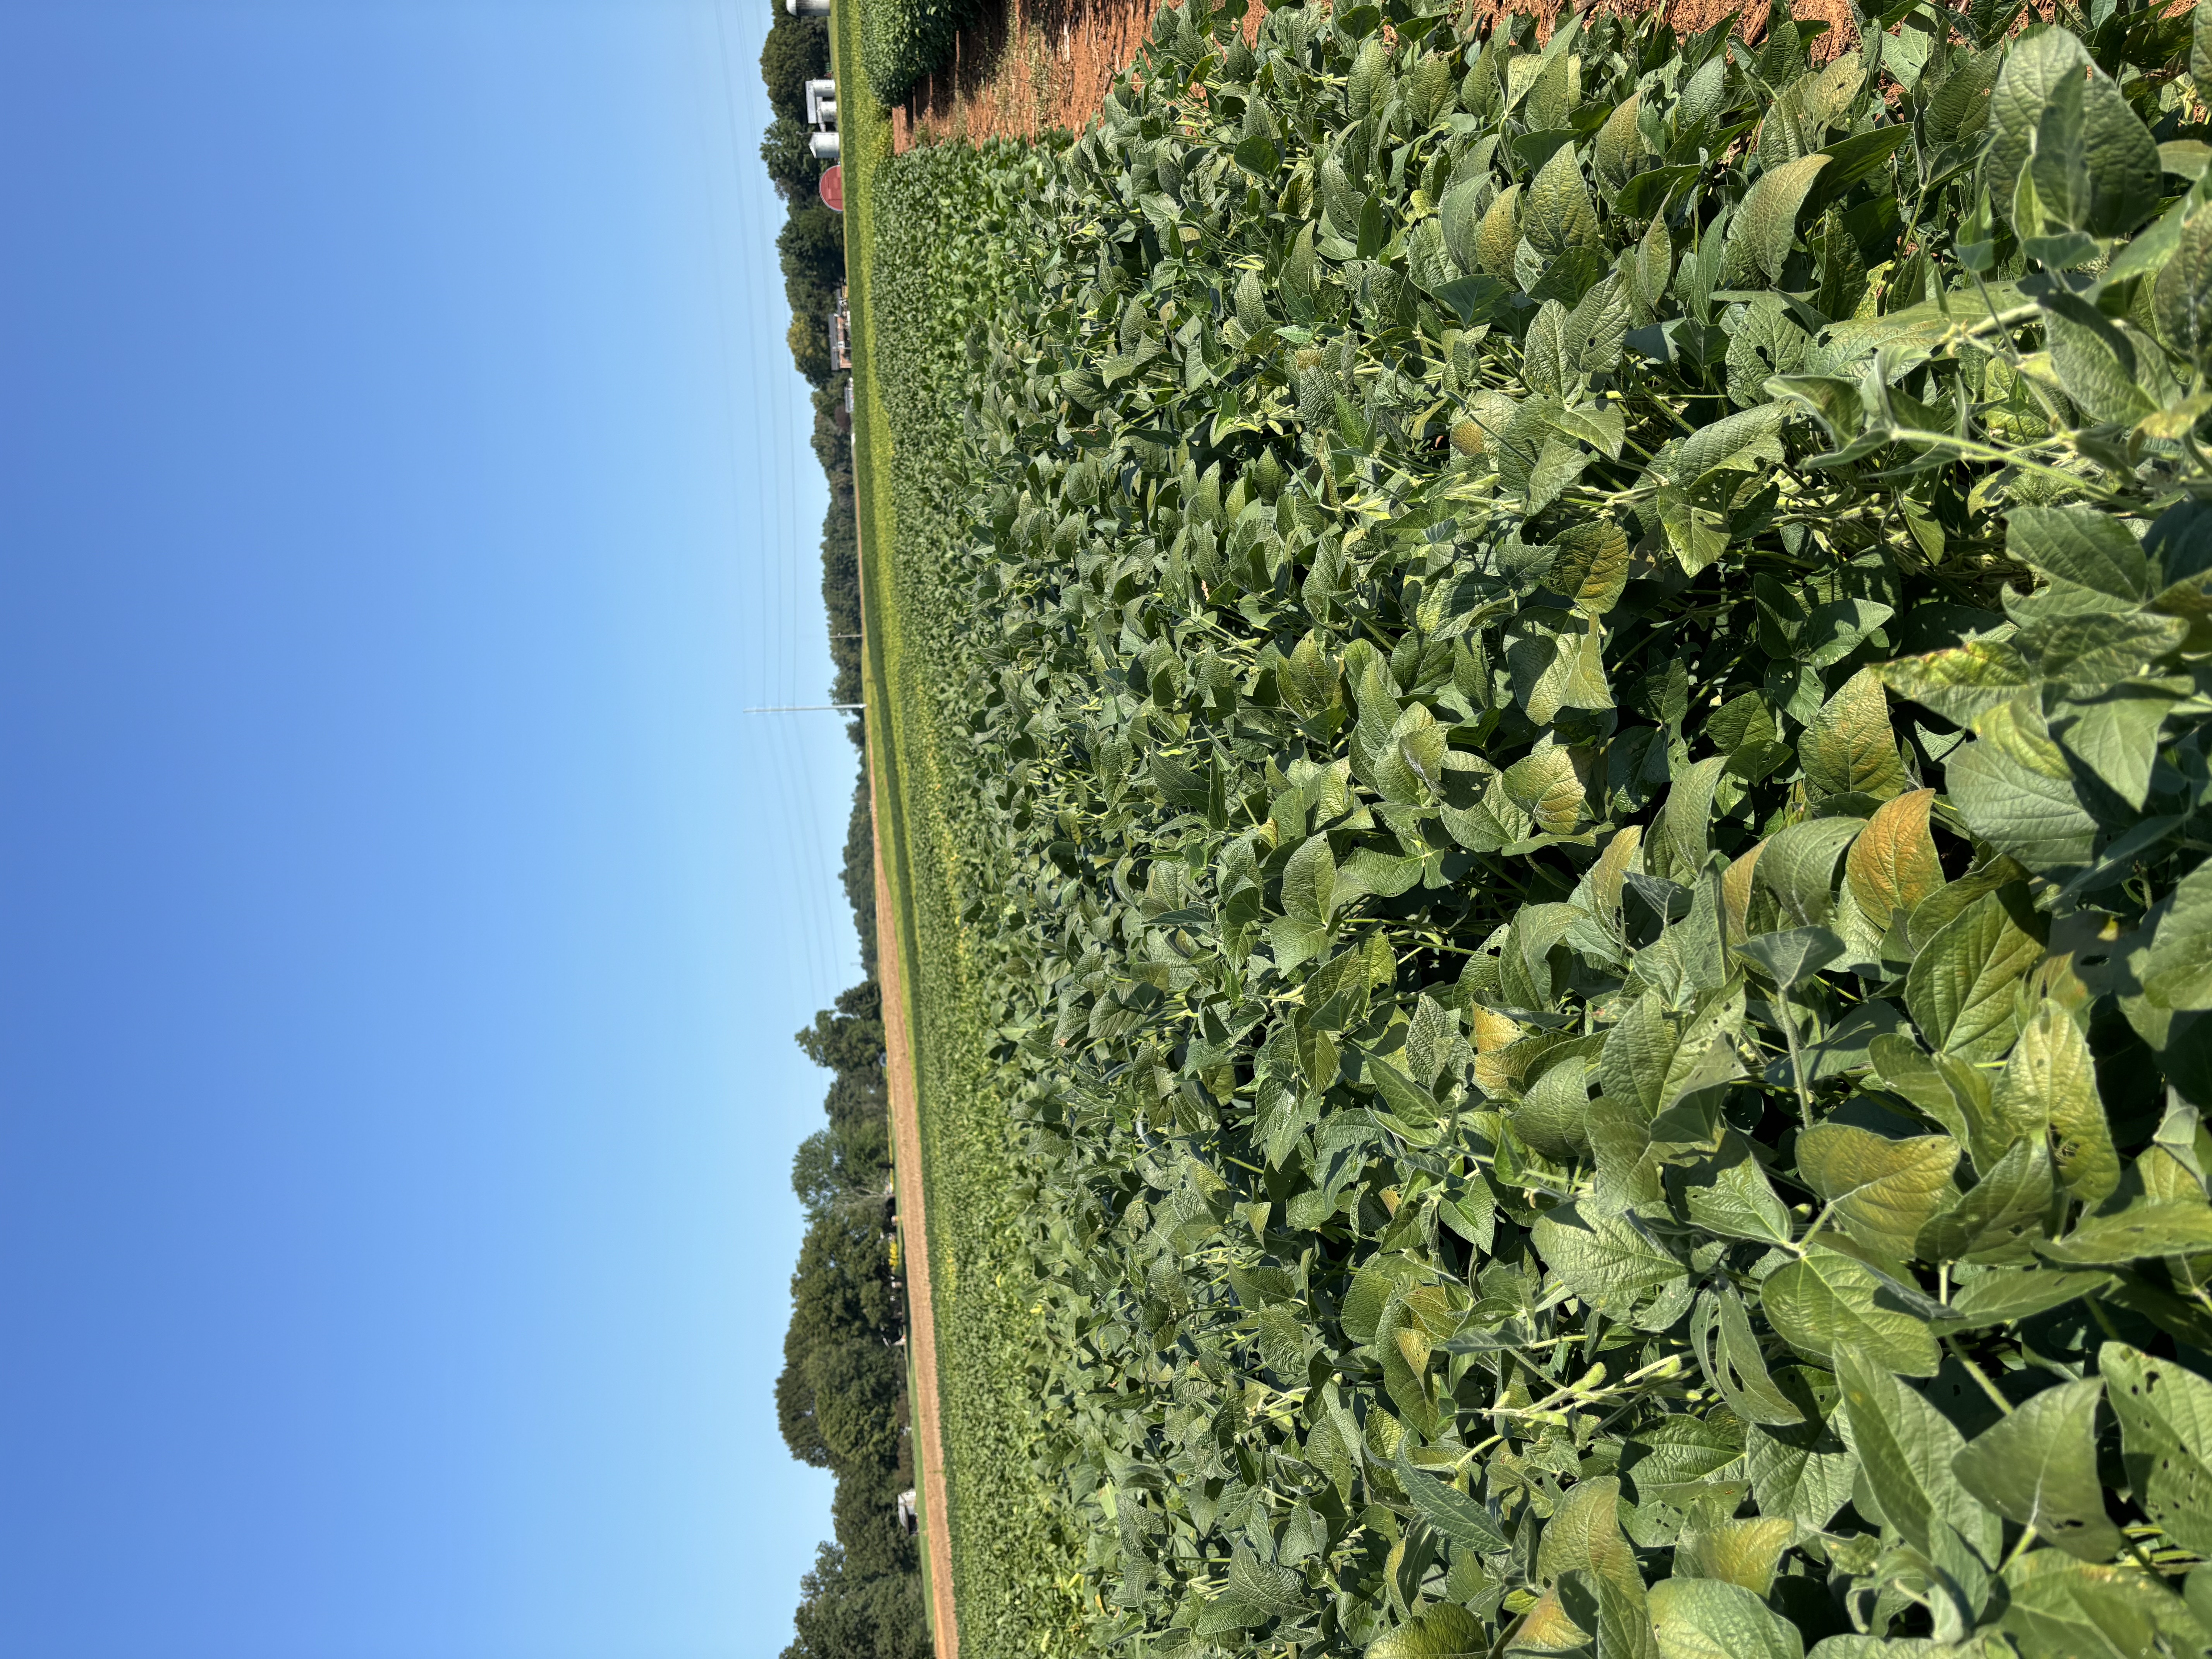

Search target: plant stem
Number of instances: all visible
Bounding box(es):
[1776,980,1813,1125]
[1943,1337,2013,1418]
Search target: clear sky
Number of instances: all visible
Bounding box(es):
[0,3,856,1656]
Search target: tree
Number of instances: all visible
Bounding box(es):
[762,117,819,204]
[843,786,877,976]
[776,1354,831,1468]
[759,16,828,125]
[788,313,833,386]
[779,202,845,286]
[783,1542,930,1659]
[794,997,883,1079]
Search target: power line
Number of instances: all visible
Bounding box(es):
[745,703,864,713]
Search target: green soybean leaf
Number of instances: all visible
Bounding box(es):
[1904,888,2044,1061]
[1836,1346,2001,1566]
[1757,817,1864,927]
[2038,1199,2212,1266]
[1395,1441,1511,1553]
[1281,832,1337,924]
[2103,1340,2212,1556]
[2008,506,2152,603]
[2051,679,2183,812]
[1948,1266,2114,1328]
[1649,1575,1803,1659]
[2145,860,2212,1013]
[1746,1378,1859,1527]
[1764,1247,1941,1375]
[1367,1602,1487,1659]
[2156,209,2212,366]
[1533,1203,1690,1329]
[1987,29,2160,240]
[1724,155,1830,287]
[1525,139,1599,256]
[1694,1285,1806,1424]
[1738,926,1845,990]
[1914,1135,2055,1262]
[1945,702,2103,871]
[1953,1377,2124,1561]
[1801,668,1907,800]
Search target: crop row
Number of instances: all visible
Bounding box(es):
[869,0,2212,1654]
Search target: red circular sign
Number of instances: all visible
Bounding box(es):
[818,165,844,212]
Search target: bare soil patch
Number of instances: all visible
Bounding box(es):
[892,0,1163,150]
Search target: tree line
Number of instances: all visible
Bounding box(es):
[757,6,923,1655]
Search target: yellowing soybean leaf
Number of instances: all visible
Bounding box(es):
[2000,1549,2197,1659]
[1876,639,2039,726]
[1510,1586,1589,1653]
[1368,1602,1487,1659]
[1548,517,1631,614]
[1673,1517,1797,1596]
[1536,1474,1645,1606]
[1695,1284,1805,1426]
[1590,824,1645,924]
[1798,1123,1960,1261]
[1722,841,1765,944]
[1844,788,1943,933]
[1341,1252,1424,1343]
[1378,1297,1438,1435]
[1503,744,1587,834]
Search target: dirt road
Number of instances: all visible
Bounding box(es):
[871,725,958,1659]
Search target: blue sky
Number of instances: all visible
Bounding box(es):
[0,3,855,1655]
